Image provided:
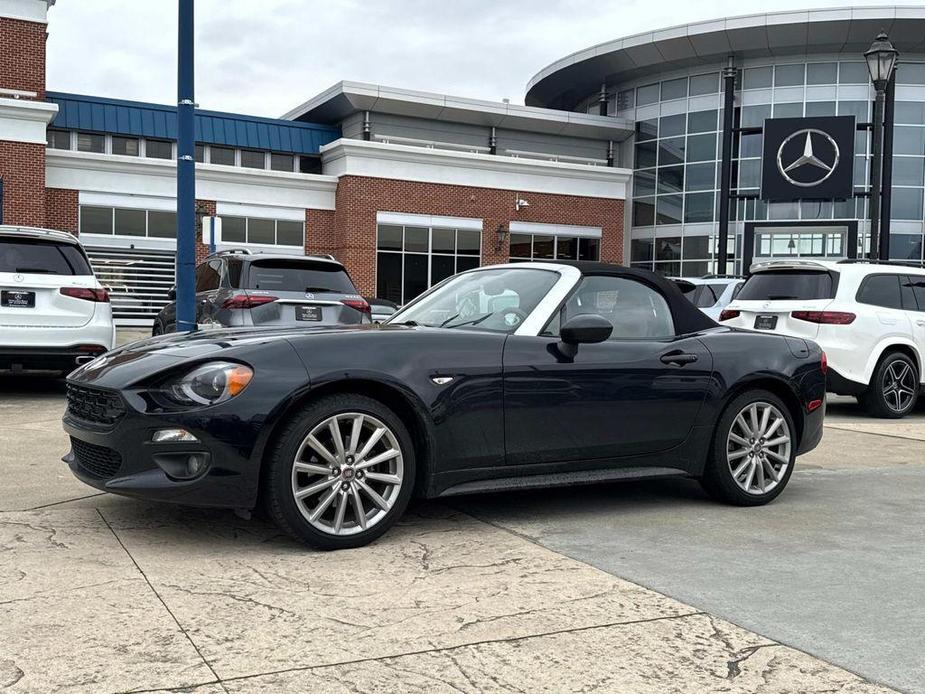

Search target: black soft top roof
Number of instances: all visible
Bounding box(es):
[551,261,718,335]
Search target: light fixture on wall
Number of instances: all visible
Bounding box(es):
[496,224,509,251]
[515,197,530,211]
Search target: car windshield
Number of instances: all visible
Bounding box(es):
[0,238,92,275]
[737,270,836,301]
[389,267,559,333]
[246,259,356,293]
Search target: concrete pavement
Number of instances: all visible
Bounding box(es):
[0,362,913,692]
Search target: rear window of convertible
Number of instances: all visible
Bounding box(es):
[737,270,837,301]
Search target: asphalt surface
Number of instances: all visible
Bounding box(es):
[457,397,925,693]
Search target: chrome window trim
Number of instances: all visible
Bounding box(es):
[513,263,582,336]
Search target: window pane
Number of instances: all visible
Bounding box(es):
[636,83,660,106]
[403,254,428,302]
[689,73,718,96]
[686,133,716,162]
[774,102,802,118]
[806,101,836,117]
[895,127,925,156]
[656,196,683,225]
[404,226,429,253]
[222,216,246,243]
[556,236,578,260]
[112,136,139,156]
[578,237,600,261]
[893,157,925,186]
[532,235,555,259]
[897,64,925,85]
[47,129,70,149]
[634,170,656,197]
[299,155,322,174]
[376,252,402,304]
[270,153,294,171]
[432,228,455,253]
[839,100,869,121]
[633,199,655,227]
[211,146,235,165]
[659,137,685,165]
[457,229,480,255]
[248,218,275,244]
[148,211,176,238]
[890,234,923,261]
[509,233,531,258]
[195,144,205,162]
[658,166,684,194]
[241,149,265,169]
[635,141,657,168]
[79,206,112,235]
[659,113,686,138]
[635,118,658,141]
[807,62,837,85]
[661,77,687,101]
[456,255,479,272]
[377,224,402,250]
[76,132,104,153]
[146,139,172,159]
[685,163,715,191]
[276,220,303,246]
[685,192,715,223]
[857,275,902,309]
[631,238,654,262]
[682,235,710,259]
[738,159,761,189]
[774,64,805,87]
[739,132,763,158]
[741,104,771,128]
[114,208,146,237]
[743,66,772,90]
[430,255,455,285]
[892,188,924,220]
[839,62,870,84]
[656,237,681,260]
[687,110,717,134]
[896,102,925,125]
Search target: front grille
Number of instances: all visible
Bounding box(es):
[66,384,125,425]
[70,437,123,479]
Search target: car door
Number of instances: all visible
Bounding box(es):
[502,274,713,467]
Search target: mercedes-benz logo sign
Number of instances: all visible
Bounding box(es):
[776,129,840,188]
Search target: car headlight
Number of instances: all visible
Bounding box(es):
[164,361,253,406]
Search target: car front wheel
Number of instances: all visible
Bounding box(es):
[701,389,796,506]
[861,352,919,419]
[265,394,415,550]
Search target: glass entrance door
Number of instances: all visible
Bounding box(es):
[753,225,849,261]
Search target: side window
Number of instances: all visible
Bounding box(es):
[226,259,242,288]
[901,275,917,310]
[731,281,744,300]
[552,275,675,339]
[694,285,719,308]
[194,261,221,292]
[907,275,925,311]
[856,274,902,309]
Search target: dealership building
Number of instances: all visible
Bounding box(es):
[1,1,924,325]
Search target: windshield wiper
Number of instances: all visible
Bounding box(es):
[391,320,418,326]
[440,312,494,329]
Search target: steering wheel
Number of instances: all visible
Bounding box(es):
[500,307,528,329]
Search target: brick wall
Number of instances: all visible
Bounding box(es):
[332,175,624,296]
[0,17,46,99]
[194,199,216,265]
[45,188,78,233]
[306,208,336,257]
[0,141,45,226]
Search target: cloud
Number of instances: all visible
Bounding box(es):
[46,0,896,117]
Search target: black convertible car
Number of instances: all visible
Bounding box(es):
[63,261,825,550]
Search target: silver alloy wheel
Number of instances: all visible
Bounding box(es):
[291,412,403,536]
[882,360,917,413]
[725,401,791,495]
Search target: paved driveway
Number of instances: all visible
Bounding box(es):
[0,365,913,693]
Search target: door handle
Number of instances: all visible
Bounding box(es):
[661,351,698,366]
[917,319,925,327]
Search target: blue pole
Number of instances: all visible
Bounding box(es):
[175,0,196,332]
[209,216,216,255]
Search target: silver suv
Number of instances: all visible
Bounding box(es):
[153,250,370,334]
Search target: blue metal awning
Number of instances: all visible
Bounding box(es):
[46,92,340,155]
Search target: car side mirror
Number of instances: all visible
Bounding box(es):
[167,286,177,301]
[558,314,613,358]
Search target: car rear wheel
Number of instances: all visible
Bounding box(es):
[265,394,415,550]
[861,352,919,419]
[701,389,795,506]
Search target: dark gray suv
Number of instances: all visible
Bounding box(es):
[153,250,370,334]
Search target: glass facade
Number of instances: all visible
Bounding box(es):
[606,58,925,275]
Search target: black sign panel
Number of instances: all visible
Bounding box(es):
[761,116,855,201]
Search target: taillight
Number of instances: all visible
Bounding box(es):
[341,298,371,315]
[221,294,278,309]
[719,309,740,321]
[807,399,824,412]
[791,310,855,324]
[820,351,828,375]
[60,287,109,302]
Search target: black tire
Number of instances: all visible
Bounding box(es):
[264,393,416,550]
[860,352,919,419]
[700,389,796,507]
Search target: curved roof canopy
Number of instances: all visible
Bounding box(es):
[526,6,925,110]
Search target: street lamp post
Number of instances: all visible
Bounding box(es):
[865,31,899,262]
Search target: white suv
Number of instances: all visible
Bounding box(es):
[720,259,925,418]
[0,226,115,374]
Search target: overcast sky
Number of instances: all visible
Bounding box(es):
[46,0,899,118]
